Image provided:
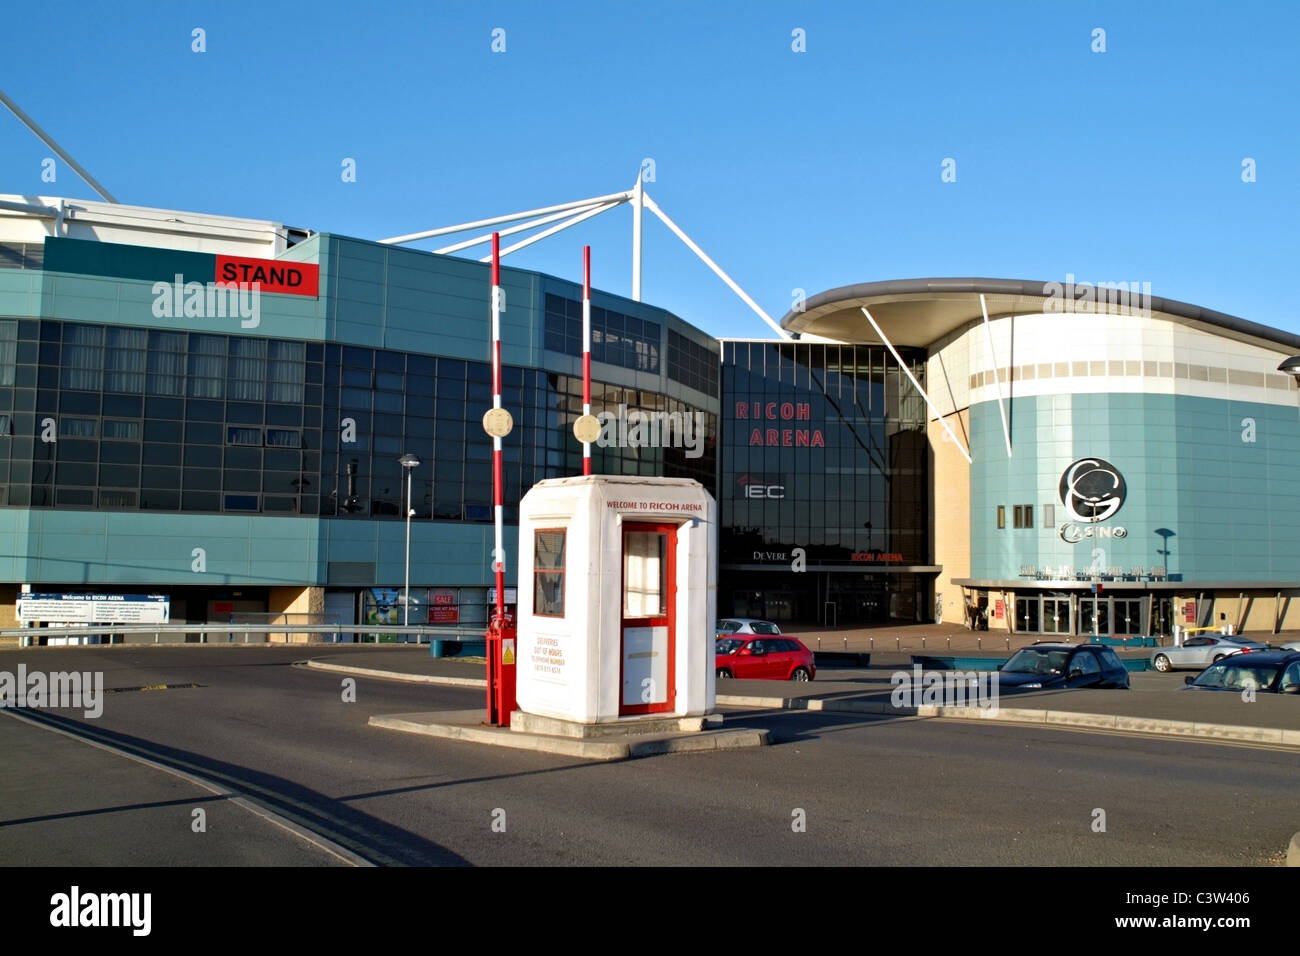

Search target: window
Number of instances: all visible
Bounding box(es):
[1281,662,1300,693]
[0,320,16,386]
[1043,503,1054,527]
[266,429,301,448]
[227,426,262,446]
[147,331,186,395]
[996,505,1006,529]
[623,532,667,617]
[102,420,141,440]
[104,327,147,392]
[1013,504,1034,529]
[534,530,566,616]
[60,418,98,438]
[61,324,104,391]
[1069,651,1102,677]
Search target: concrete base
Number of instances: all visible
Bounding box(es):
[369,709,764,761]
[509,710,723,738]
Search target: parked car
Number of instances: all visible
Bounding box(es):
[996,642,1130,690]
[1150,635,1269,672]
[715,618,783,638]
[716,635,815,681]
[1182,651,1300,694]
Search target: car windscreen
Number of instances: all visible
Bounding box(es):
[716,638,744,655]
[716,621,741,633]
[1191,662,1281,690]
[1003,648,1070,675]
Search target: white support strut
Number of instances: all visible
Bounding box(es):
[642,194,788,340]
[861,307,971,464]
[379,191,632,245]
[980,294,1013,458]
[434,203,610,255]
[485,202,620,261]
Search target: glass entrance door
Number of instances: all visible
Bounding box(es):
[1079,598,1110,636]
[1113,598,1142,635]
[1042,598,1070,635]
[620,523,676,716]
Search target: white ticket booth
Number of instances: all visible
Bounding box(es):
[515,475,716,726]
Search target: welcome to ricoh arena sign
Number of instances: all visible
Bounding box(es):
[1057,457,1128,543]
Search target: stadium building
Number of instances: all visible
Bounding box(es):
[0,195,717,638]
[3,193,1299,642]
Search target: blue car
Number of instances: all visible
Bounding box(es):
[1183,650,1300,694]
[997,642,1130,691]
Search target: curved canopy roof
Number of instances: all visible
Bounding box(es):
[779,277,1300,353]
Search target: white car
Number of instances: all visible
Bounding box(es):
[1151,635,1270,672]
[716,618,783,638]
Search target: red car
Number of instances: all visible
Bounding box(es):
[716,636,816,681]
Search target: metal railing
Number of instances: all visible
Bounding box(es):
[0,623,485,647]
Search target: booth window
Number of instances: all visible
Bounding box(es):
[996,505,1006,529]
[534,530,567,617]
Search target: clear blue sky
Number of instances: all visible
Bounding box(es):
[3,1,1297,339]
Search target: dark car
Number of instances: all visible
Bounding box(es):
[996,642,1130,691]
[716,636,815,681]
[1182,650,1300,694]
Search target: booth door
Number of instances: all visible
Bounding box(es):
[620,523,677,716]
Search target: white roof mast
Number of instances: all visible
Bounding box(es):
[379,173,789,340]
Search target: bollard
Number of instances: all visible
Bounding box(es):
[922,636,926,649]
[1005,638,1011,651]
[896,638,900,651]
[843,637,847,651]
[817,637,821,651]
[978,637,982,650]
[870,638,874,651]
[947,638,951,650]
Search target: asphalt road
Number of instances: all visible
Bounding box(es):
[2,646,1296,866]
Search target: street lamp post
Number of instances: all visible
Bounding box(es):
[400,453,420,630]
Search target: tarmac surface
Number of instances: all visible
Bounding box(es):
[3,645,1297,867]
[308,641,1300,742]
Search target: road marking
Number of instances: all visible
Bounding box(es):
[0,708,374,866]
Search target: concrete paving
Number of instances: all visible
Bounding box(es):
[368,709,768,760]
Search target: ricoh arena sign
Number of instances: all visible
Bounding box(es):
[733,402,825,447]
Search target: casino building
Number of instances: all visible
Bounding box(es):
[0,195,717,637]
[763,279,1300,637]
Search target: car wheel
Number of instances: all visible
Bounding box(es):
[791,667,811,682]
[716,668,731,679]
[1153,654,1171,672]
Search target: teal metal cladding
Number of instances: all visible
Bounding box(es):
[969,392,1300,581]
